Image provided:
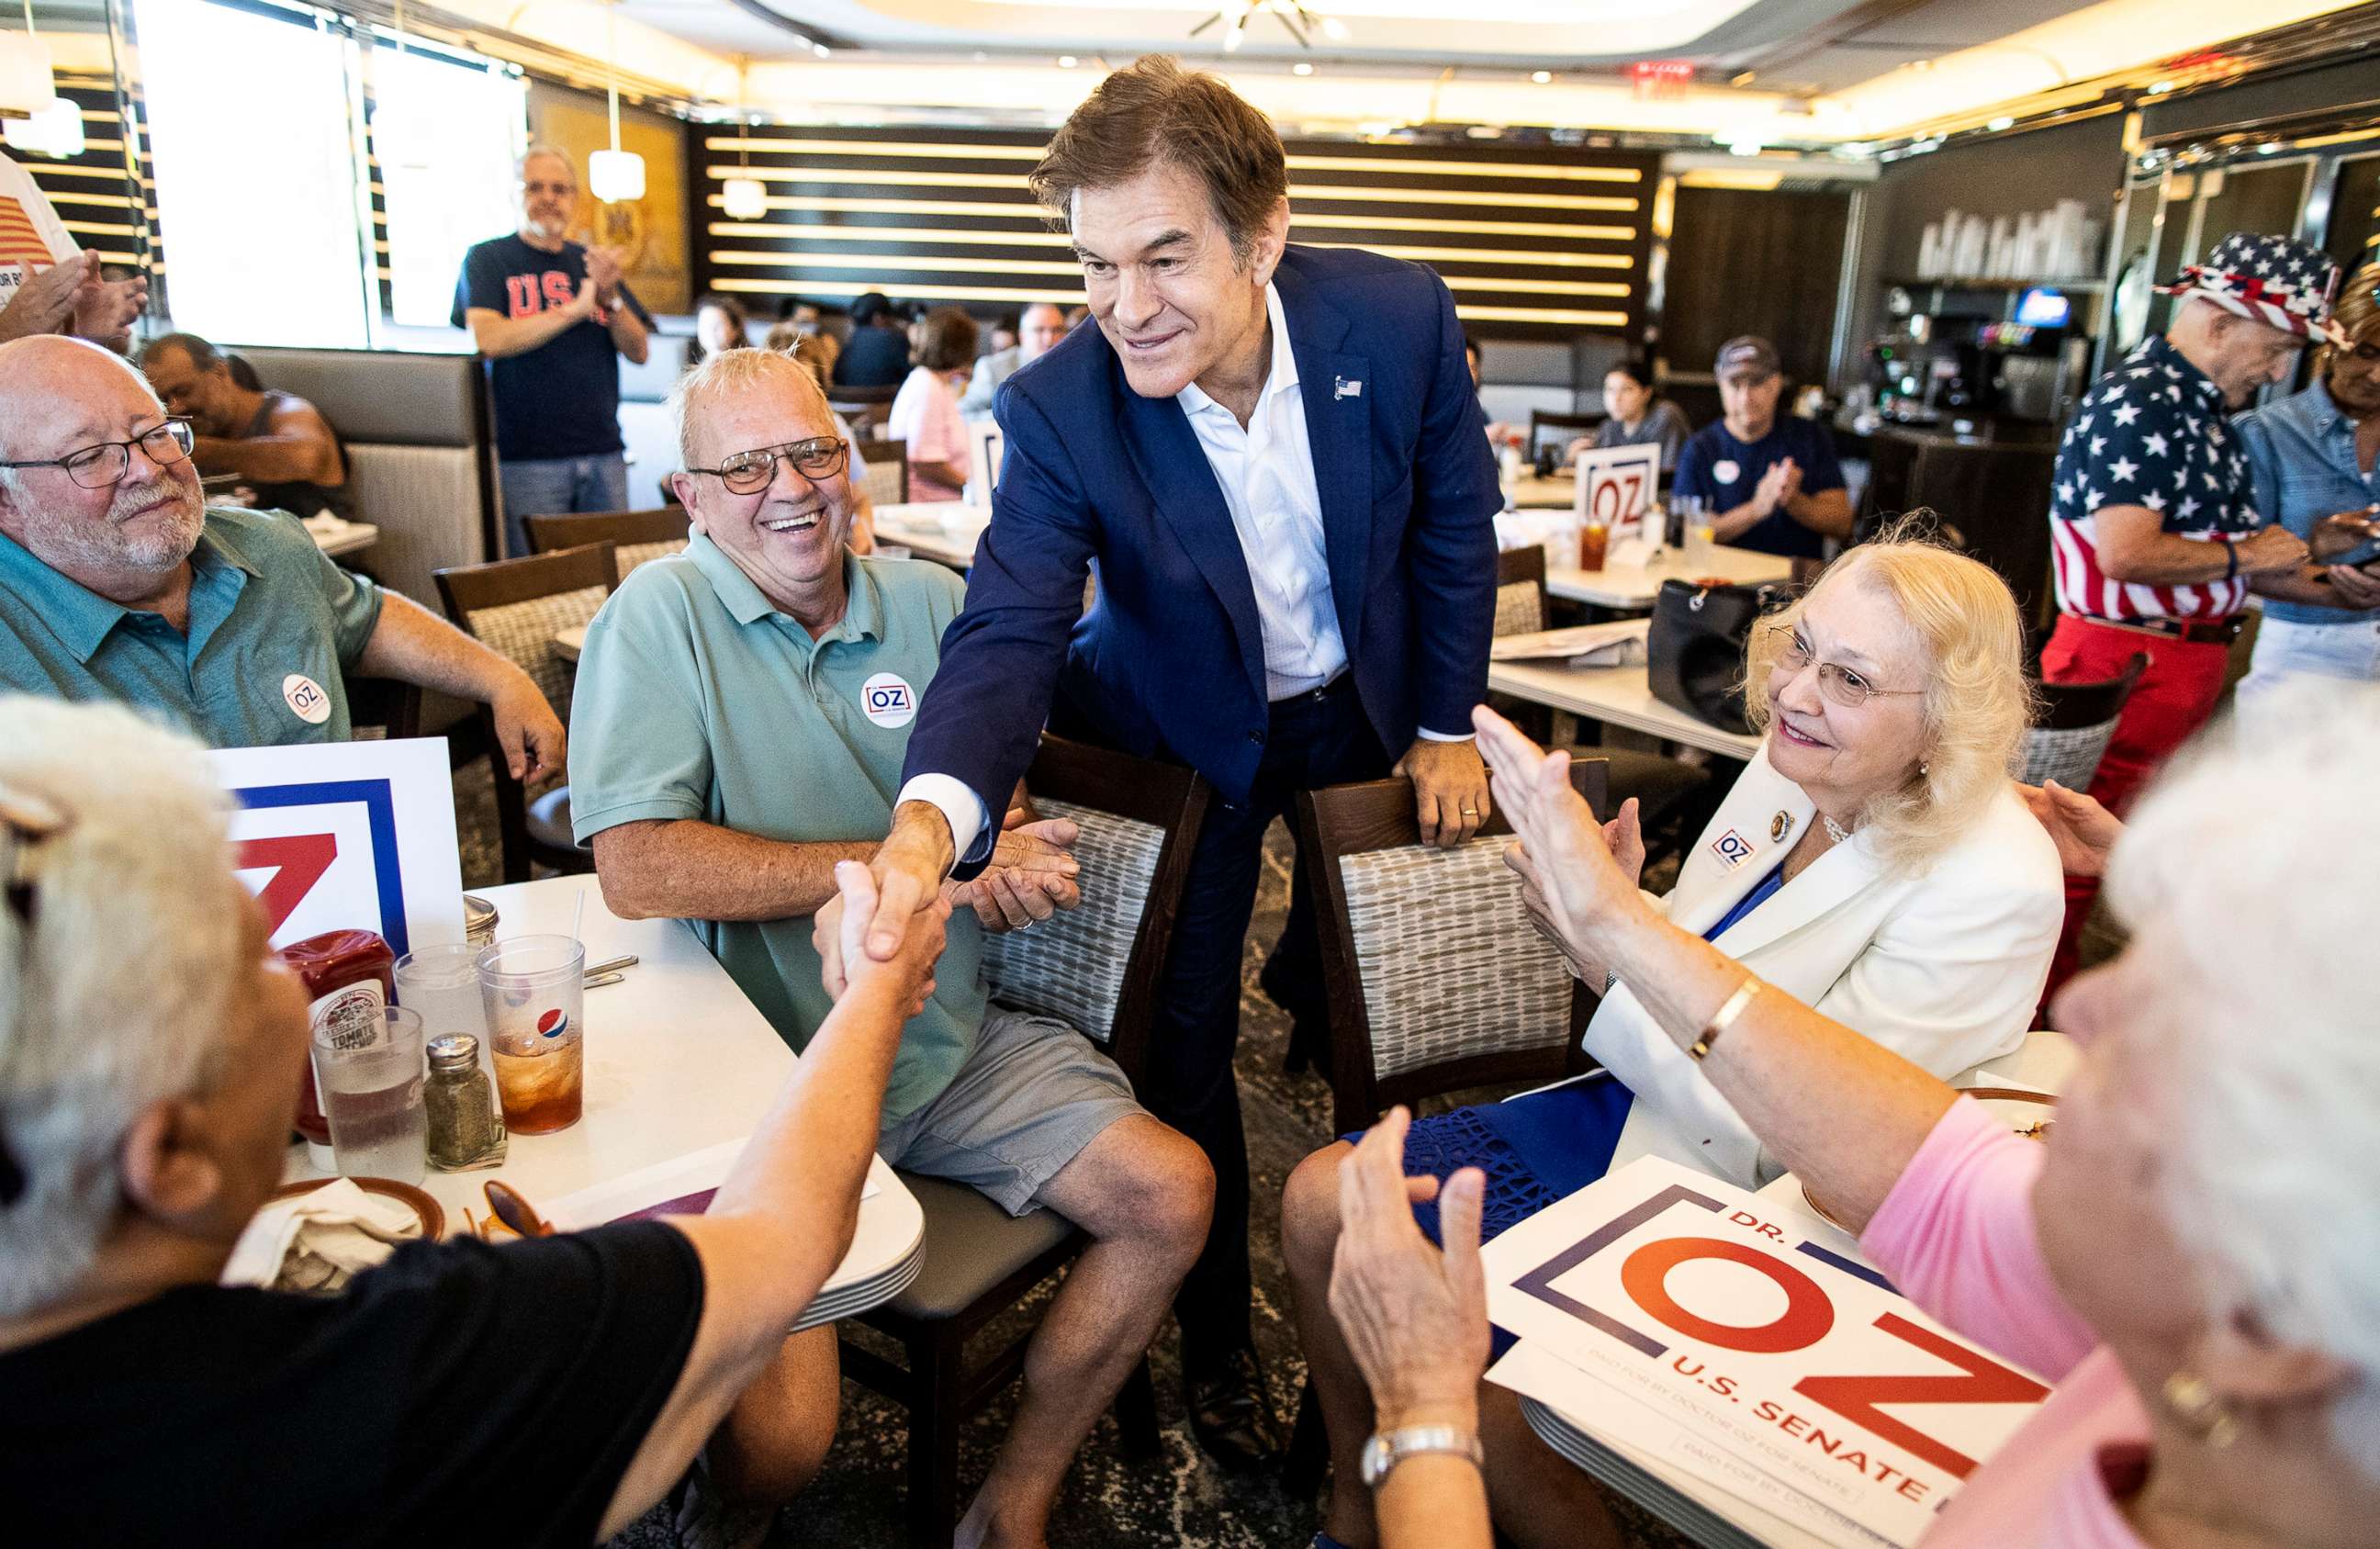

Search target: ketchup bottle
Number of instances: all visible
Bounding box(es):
[279,930,396,1158]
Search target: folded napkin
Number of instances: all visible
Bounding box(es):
[222,1179,425,1294]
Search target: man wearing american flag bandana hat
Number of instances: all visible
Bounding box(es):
[2038,230,2339,1002]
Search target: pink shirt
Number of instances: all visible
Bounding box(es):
[888,366,969,501]
[1860,1097,2153,1548]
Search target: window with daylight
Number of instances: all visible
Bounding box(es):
[136,0,373,347]
[370,43,526,334]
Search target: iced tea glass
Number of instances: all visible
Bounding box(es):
[1578,521,1609,572]
[476,935,586,1136]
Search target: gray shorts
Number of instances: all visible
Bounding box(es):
[877,1006,1146,1217]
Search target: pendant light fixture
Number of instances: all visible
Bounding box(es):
[719,60,767,220]
[587,0,645,204]
[0,0,60,124]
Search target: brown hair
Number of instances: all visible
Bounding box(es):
[1028,55,1287,264]
[915,305,980,373]
[2318,264,2379,370]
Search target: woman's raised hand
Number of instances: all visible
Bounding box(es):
[1473,705,1641,952]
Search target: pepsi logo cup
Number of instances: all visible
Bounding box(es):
[476,933,586,1136]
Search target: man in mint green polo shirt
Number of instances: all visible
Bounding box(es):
[566,347,1211,1543]
[0,335,565,769]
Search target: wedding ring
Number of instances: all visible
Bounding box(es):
[1460,806,1480,817]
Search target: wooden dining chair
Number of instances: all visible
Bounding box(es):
[340,674,421,741]
[2023,653,2148,791]
[1492,542,1712,869]
[1282,758,1608,1488]
[522,506,690,582]
[1527,408,1603,465]
[855,437,909,506]
[432,542,616,883]
[838,733,1211,1548]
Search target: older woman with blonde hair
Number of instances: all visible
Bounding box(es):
[1326,700,2380,1549]
[1282,527,2064,1549]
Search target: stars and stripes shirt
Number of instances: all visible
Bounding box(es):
[2048,334,2259,623]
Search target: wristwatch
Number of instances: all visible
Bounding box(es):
[1360,1423,1485,1487]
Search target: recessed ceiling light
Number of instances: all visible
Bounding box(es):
[812,42,830,57]
[1058,55,1078,68]
[1909,58,1932,71]
[1292,61,1314,75]
[1987,116,2014,130]
[1530,70,1553,84]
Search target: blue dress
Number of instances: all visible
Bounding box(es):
[1350,863,1787,1355]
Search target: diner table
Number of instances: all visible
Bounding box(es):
[871,501,989,569]
[1510,1031,2078,1547]
[1504,470,1577,510]
[286,873,925,1332]
[304,516,379,558]
[1547,543,1793,610]
[1489,621,1763,761]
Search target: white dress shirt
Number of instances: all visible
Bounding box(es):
[898,282,1466,861]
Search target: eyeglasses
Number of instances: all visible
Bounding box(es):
[688,436,848,496]
[0,419,195,490]
[1774,628,1923,709]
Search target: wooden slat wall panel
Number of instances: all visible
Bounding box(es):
[23,73,162,278]
[690,128,1655,340]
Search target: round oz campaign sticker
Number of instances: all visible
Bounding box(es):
[283,673,333,724]
[861,672,917,729]
[1712,459,1743,486]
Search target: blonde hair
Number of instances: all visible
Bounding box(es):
[0,699,252,1315]
[667,345,832,467]
[1742,519,2033,871]
[2318,264,2379,369]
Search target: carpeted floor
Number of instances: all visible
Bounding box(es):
[453,760,1689,1548]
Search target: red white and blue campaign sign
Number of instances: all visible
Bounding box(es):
[207,738,467,956]
[1484,1157,2049,1547]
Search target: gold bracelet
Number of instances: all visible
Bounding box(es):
[1689,979,1760,1062]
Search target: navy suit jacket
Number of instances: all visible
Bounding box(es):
[901,244,1500,870]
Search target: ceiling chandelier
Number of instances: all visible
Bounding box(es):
[1190,1,1351,53]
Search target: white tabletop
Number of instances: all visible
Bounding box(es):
[1489,623,1763,760]
[554,624,586,664]
[1548,543,1794,610]
[872,501,989,569]
[307,519,380,558]
[289,874,923,1323]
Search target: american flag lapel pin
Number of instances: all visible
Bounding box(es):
[1334,376,1363,400]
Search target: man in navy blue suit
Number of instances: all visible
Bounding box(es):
[819,56,1500,1468]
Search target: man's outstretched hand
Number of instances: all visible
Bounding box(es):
[949,816,1081,932]
[817,801,956,999]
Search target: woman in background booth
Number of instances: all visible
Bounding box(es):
[1283,530,2065,1549]
[1320,697,2380,1549]
[1566,359,1690,471]
[684,293,751,372]
[886,305,977,503]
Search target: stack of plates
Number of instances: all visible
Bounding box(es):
[791,1236,926,1332]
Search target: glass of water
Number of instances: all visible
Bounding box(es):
[312,1005,428,1184]
[396,943,494,1083]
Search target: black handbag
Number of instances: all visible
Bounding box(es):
[1646,578,1791,735]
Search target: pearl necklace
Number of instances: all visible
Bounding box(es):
[1822,813,1850,845]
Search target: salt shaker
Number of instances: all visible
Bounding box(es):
[424,1033,507,1172]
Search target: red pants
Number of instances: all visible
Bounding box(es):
[2038,614,2232,1011]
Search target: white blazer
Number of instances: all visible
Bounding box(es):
[1588,741,2063,1186]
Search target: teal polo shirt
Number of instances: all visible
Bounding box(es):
[0,505,384,746]
[567,535,983,1121]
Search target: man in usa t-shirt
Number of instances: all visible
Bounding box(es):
[452,145,651,555]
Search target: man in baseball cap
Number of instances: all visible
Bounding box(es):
[2038,229,2338,1005]
[1670,333,1853,558]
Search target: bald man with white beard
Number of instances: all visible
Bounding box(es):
[0,335,563,766]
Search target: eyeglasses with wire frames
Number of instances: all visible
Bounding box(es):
[0,418,196,490]
[1773,625,1923,709]
[686,436,848,496]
